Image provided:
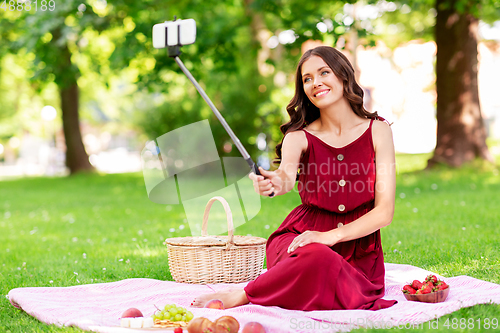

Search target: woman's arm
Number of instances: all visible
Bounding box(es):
[249,130,307,196]
[288,120,396,253]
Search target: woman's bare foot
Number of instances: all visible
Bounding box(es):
[191,288,249,309]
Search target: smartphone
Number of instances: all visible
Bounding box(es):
[152,18,196,49]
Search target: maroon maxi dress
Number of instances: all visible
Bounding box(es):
[244,118,397,311]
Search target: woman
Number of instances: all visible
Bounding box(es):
[192,46,397,311]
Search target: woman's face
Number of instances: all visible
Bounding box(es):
[301,55,344,110]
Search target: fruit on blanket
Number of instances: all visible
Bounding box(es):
[151,303,193,322]
[410,280,423,290]
[435,280,449,291]
[174,328,183,333]
[214,316,240,333]
[403,276,450,299]
[205,299,224,310]
[187,317,213,333]
[121,307,143,318]
[403,275,450,303]
[242,322,266,333]
[418,283,433,294]
[402,285,416,295]
[425,274,438,284]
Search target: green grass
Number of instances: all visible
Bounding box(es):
[1,154,499,332]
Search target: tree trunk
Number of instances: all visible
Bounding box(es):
[59,43,94,174]
[428,0,493,167]
[60,82,94,174]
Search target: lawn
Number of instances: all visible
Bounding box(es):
[1,153,499,332]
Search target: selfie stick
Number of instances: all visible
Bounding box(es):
[167,46,274,197]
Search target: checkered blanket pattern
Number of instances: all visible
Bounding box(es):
[7,263,500,332]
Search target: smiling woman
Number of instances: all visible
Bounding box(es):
[192,46,397,311]
[276,46,379,161]
[302,58,344,105]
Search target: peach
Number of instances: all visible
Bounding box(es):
[242,322,266,333]
[121,307,143,318]
[204,299,224,310]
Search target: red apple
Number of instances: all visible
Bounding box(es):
[121,307,143,318]
[242,322,266,333]
[204,299,224,310]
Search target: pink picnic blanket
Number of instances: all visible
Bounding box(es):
[8,263,500,333]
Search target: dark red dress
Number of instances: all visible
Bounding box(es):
[244,118,397,311]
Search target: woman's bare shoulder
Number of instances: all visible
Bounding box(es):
[371,118,394,149]
[283,130,308,152]
[372,118,392,136]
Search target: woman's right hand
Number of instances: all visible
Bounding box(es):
[248,167,282,197]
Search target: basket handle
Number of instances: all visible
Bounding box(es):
[201,196,234,246]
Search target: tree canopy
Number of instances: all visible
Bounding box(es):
[1,0,499,171]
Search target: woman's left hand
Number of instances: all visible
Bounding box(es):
[287,230,335,253]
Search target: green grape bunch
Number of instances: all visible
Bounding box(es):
[151,303,194,322]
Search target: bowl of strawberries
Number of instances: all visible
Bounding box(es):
[402,274,450,303]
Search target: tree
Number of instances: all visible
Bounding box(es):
[256,0,499,167]
[0,1,113,174]
[108,0,283,159]
[52,26,94,174]
[109,0,377,160]
[427,0,497,167]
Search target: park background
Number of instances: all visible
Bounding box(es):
[1,0,500,332]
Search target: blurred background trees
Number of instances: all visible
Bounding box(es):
[1,1,108,173]
[428,0,498,167]
[0,0,499,176]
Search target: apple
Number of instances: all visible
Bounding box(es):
[204,299,224,310]
[121,307,143,318]
[242,322,266,333]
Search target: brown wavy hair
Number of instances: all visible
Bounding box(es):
[275,46,378,163]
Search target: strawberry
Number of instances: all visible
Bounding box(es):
[402,285,417,294]
[425,274,438,284]
[419,283,433,294]
[411,280,423,290]
[435,280,449,291]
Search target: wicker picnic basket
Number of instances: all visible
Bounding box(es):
[164,196,266,284]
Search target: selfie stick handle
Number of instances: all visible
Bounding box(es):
[172,54,274,197]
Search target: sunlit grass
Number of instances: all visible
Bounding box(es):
[1,153,500,332]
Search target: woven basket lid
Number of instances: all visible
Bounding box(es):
[164,235,267,247]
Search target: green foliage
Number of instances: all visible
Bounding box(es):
[0,52,62,140]
[481,0,500,23]
[367,2,435,49]
[1,154,500,331]
[108,0,283,158]
[1,0,499,165]
[402,0,500,19]
[2,1,109,88]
